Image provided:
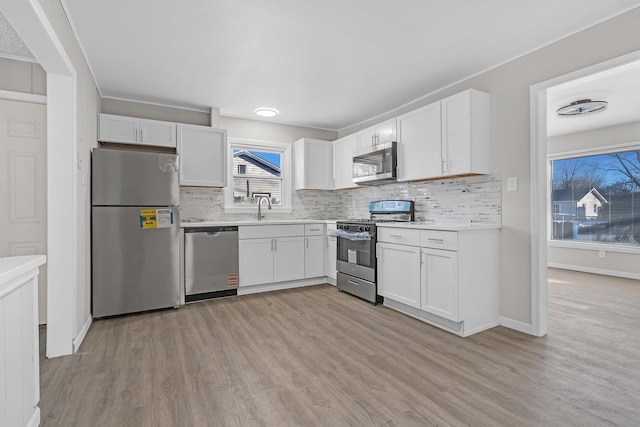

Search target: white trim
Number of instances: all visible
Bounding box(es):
[530,49,640,340]
[548,239,640,254]
[27,407,41,427]
[547,141,640,160]
[0,52,37,63]
[5,0,81,358]
[72,314,92,353]
[225,137,293,211]
[500,316,533,335]
[547,262,640,280]
[237,278,327,295]
[58,0,102,97]
[530,85,548,337]
[0,89,46,104]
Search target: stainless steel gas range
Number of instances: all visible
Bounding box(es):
[336,200,414,304]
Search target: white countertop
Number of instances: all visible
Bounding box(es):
[377,222,502,231]
[0,255,47,291]
[181,219,337,228]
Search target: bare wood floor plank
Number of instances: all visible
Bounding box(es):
[39,271,640,426]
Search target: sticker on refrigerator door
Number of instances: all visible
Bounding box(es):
[156,209,174,228]
[140,209,158,229]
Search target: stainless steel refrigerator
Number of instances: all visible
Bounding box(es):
[92,148,180,318]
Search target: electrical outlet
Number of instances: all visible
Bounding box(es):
[598,249,606,258]
[507,177,518,192]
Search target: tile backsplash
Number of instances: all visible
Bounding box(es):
[180,174,502,225]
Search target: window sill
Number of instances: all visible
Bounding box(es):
[547,239,640,254]
[223,205,293,214]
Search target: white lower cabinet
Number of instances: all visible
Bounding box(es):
[238,224,329,290]
[377,226,500,336]
[421,248,459,321]
[377,242,421,308]
[239,237,304,286]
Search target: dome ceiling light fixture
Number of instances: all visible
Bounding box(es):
[556,99,608,117]
[255,108,279,118]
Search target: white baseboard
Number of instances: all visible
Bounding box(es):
[27,407,40,427]
[547,262,640,280]
[500,316,533,335]
[72,314,92,353]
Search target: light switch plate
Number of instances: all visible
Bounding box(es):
[507,177,518,192]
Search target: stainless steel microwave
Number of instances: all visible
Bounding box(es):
[352,141,397,186]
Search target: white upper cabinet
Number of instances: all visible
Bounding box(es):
[441,89,491,177]
[397,101,442,182]
[396,89,491,181]
[333,134,359,189]
[357,117,397,150]
[177,124,227,187]
[98,113,176,147]
[294,138,333,190]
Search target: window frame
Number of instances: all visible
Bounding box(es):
[547,141,640,253]
[224,137,292,213]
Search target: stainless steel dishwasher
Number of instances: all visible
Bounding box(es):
[184,226,239,302]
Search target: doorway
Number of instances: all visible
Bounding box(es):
[530,50,640,336]
[3,0,79,357]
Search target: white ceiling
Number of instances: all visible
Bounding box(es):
[60,0,640,131]
[547,61,640,137]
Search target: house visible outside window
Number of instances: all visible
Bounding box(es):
[224,138,292,212]
[550,146,640,247]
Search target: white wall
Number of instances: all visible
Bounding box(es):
[547,121,640,279]
[339,8,640,325]
[36,0,100,340]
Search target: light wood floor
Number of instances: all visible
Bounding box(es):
[39,269,640,426]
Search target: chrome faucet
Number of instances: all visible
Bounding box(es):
[257,195,272,221]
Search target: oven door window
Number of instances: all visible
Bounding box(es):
[337,235,375,268]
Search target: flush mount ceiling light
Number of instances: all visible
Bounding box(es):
[255,108,279,118]
[556,99,608,117]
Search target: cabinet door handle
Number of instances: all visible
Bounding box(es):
[271,239,274,251]
[389,234,403,238]
[274,239,277,251]
[442,158,447,172]
[306,237,309,248]
[428,238,444,243]
[309,228,320,231]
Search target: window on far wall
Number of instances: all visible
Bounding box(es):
[224,138,292,212]
[550,146,640,247]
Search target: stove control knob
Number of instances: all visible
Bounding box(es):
[365,226,371,232]
[359,226,364,232]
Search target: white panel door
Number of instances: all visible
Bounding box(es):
[304,235,325,278]
[140,118,176,147]
[273,237,305,282]
[441,91,472,176]
[98,113,139,144]
[333,134,358,189]
[377,242,421,308]
[421,248,459,321]
[177,124,227,187]
[397,101,442,181]
[0,100,47,324]
[238,238,274,286]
